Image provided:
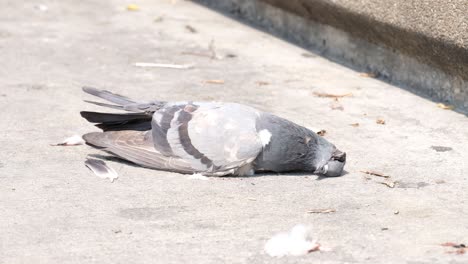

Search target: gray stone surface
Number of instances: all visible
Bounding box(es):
[196,0,468,113]
[1,0,468,263]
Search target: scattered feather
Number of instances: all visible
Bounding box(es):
[437,103,454,110]
[264,225,329,257]
[85,158,118,182]
[376,118,386,125]
[134,62,194,69]
[313,92,352,98]
[204,79,225,84]
[360,170,390,178]
[51,135,85,146]
[188,173,209,180]
[307,209,336,214]
[126,4,140,11]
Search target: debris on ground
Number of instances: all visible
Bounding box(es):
[301,53,316,58]
[396,181,429,189]
[313,92,353,98]
[394,211,399,215]
[126,4,140,11]
[85,158,118,182]
[134,62,194,69]
[441,242,466,255]
[436,103,454,110]
[51,135,85,146]
[34,4,48,11]
[307,209,336,214]
[330,98,344,111]
[431,146,452,152]
[350,123,360,127]
[185,25,197,33]
[154,16,164,22]
[376,118,386,125]
[256,81,270,86]
[264,225,330,257]
[381,227,389,231]
[181,51,212,58]
[188,173,209,180]
[316,130,326,136]
[378,179,397,188]
[359,72,376,78]
[204,79,224,84]
[360,170,390,178]
[209,39,223,60]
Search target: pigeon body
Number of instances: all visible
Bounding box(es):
[81,87,346,176]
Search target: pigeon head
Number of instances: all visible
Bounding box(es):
[309,134,346,177]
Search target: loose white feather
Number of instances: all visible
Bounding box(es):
[85,159,118,182]
[264,224,326,257]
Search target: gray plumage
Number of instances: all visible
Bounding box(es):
[80,87,346,177]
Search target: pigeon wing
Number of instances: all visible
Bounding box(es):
[151,102,264,175]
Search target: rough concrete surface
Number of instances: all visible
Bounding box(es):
[0,0,467,263]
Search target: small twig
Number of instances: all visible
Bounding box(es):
[360,170,390,178]
[313,92,353,98]
[307,209,336,214]
[204,79,224,84]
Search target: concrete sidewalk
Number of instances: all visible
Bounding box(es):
[0,0,467,263]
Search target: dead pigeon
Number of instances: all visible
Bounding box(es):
[80,87,346,177]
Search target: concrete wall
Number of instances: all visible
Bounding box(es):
[195,0,468,113]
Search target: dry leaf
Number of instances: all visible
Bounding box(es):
[360,170,390,178]
[307,209,336,214]
[185,25,197,33]
[437,103,454,110]
[126,4,140,11]
[350,123,360,127]
[376,118,386,125]
[316,130,326,136]
[256,81,270,86]
[313,92,352,98]
[204,79,224,84]
[359,72,376,78]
